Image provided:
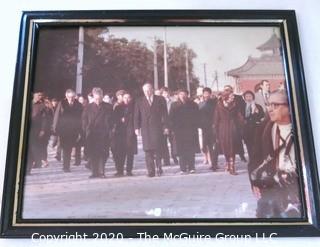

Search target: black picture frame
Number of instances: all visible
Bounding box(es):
[1,10,319,238]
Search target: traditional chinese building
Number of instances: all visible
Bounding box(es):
[227,33,286,93]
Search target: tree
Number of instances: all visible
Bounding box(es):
[155,40,199,94]
[82,30,154,97]
[34,28,78,99]
[34,27,200,99]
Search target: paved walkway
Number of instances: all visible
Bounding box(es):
[22,137,257,219]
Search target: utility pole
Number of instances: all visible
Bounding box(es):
[203,63,207,87]
[214,70,219,92]
[163,27,168,87]
[185,48,190,93]
[153,37,159,90]
[76,26,84,94]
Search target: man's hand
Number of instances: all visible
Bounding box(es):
[252,186,261,199]
[135,129,140,136]
[39,130,45,138]
[76,134,82,143]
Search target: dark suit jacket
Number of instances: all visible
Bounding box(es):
[169,100,200,155]
[198,98,217,130]
[82,102,113,157]
[249,119,275,186]
[134,95,168,152]
[30,101,48,139]
[53,99,83,141]
[243,103,265,139]
[112,102,137,154]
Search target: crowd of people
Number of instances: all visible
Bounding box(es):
[27,79,301,218]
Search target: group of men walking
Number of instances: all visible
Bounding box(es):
[27,80,301,218]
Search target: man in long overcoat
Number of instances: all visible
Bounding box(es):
[111,92,137,176]
[198,87,218,170]
[53,89,83,172]
[134,83,169,177]
[27,92,48,174]
[82,87,113,178]
[169,89,200,174]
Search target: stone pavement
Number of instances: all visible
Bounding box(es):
[22,137,257,219]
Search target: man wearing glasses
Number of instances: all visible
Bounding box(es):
[251,90,301,218]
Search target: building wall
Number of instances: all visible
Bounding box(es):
[238,78,284,93]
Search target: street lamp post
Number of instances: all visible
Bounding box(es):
[185,49,190,93]
[163,27,168,88]
[203,63,207,87]
[153,37,159,90]
[76,26,84,95]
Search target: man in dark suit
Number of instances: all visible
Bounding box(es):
[53,89,83,172]
[82,87,113,178]
[255,80,271,113]
[27,92,48,174]
[160,86,178,166]
[169,89,200,174]
[198,87,218,171]
[111,92,137,176]
[134,83,169,177]
[242,90,265,169]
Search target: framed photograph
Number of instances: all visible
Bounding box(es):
[1,10,320,238]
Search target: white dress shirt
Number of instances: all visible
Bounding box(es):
[272,123,296,173]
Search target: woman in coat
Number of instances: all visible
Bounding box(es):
[214,89,244,175]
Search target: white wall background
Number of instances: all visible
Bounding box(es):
[0,0,319,246]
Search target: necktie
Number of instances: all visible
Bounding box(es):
[245,104,251,118]
[264,93,269,102]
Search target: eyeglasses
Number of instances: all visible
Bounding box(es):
[266,103,288,110]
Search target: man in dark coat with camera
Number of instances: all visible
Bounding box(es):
[53,89,83,172]
[82,87,113,178]
[134,83,169,177]
[250,90,301,218]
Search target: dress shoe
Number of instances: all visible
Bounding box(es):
[157,168,163,176]
[114,172,124,177]
[173,157,179,165]
[63,168,71,173]
[240,155,247,162]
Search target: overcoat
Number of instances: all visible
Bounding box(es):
[53,99,83,143]
[82,102,113,158]
[112,102,138,154]
[214,100,244,158]
[134,95,168,152]
[169,100,200,156]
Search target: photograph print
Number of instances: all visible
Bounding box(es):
[21,24,305,221]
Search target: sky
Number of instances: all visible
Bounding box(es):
[105,26,282,90]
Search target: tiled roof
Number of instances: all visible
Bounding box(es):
[227,55,285,77]
[257,33,281,51]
